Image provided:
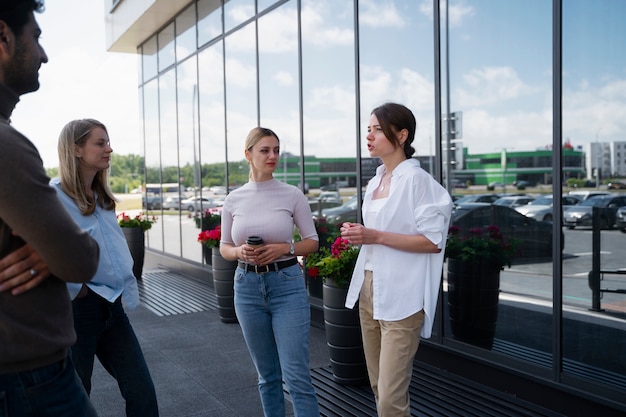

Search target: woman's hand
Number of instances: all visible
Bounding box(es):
[0,244,50,295]
[246,243,287,266]
[340,222,377,245]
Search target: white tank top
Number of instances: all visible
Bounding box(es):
[364,198,386,271]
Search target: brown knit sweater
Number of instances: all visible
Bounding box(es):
[0,83,99,373]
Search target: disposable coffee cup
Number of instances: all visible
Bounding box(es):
[246,236,264,247]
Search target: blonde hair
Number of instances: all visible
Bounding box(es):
[245,127,280,151]
[58,118,116,215]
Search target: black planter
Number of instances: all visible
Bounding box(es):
[122,227,145,280]
[323,278,368,386]
[447,258,501,349]
[307,274,323,299]
[202,245,212,266]
[212,248,238,323]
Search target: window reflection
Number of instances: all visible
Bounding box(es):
[142,36,157,82]
[258,1,299,187]
[176,4,197,62]
[198,0,222,47]
[562,0,626,393]
[158,23,176,72]
[225,22,257,181]
[224,0,254,33]
[440,0,554,361]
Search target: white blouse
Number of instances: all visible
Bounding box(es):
[345,159,453,339]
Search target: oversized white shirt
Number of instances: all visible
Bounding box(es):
[345,159,452,338]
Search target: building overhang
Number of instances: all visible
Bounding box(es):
[105,0,192,53]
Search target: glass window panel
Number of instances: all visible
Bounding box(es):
[142,36,158,82]
[177,56,201,263]
[359,0,436,324]
[158,22,176,72]
[198,0,222,47]
[258,0,278,13]
[225,23,257,188]
[440,0,555,361]
[224,0,254,33]
[258,1,299,187]
[562,0,626,396]
[143,79,163,251]
[198,42,228,251]
[176,3,197,62]
[301,0,357,208]
[159,70,181,256]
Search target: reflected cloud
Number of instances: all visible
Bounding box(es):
[274,70,295,86]
[419,0,474,27]
[360,0,406,28]
[302,2,353,46]
[457,66,533,107]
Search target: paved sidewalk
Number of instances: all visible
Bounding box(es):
[89,269,330,417]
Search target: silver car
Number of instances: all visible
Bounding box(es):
[181,196,218,212]
[516,195,581,222]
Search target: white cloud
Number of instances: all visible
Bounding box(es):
[457,66,532,107]
[301,2,354,46]
[419,0,474,27]
[274,71,295,86]
[360,0,406,28]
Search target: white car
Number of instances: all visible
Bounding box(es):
[516,195,581,222]
[181,196,217,212]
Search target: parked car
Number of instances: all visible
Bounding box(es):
[615,206,626,232]
[142,194,161,210]
[607,181,626,190]
[568,190,610,201]
[516,195,581,222]
[312,193,362,225]
[162,195,186,210]
[453,193,501,205]
[181,196,218,212]
[317,191,342,204]
[493,195,535,208]
[451,203,558,260]
[563,194,626,229]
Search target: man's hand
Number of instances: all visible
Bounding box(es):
[0,244,49,295]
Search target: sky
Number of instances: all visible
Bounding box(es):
[11,0,140,168]
[11,0,626,169]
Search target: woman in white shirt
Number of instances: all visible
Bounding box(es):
[341,103,452,417]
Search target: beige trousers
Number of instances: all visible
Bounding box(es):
[359,270,425,417]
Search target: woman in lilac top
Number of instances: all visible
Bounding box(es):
[220,127,320,417]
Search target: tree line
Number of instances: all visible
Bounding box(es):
[46,154,247,194]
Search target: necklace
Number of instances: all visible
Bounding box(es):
[379,173,391,191]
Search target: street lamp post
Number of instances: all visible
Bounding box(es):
[595,128,602,189]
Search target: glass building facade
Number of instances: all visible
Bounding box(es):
[106,0,625,413]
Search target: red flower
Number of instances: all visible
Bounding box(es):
[198,226,221,248]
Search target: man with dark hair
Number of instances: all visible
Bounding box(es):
[0,1,100,415]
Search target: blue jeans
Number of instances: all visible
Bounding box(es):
[0,355,97,417]
[234,263,320,417]
[71,290,159,417]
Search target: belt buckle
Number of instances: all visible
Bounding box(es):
[254,264,270,274]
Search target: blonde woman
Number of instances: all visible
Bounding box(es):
[220,127,320,416]
[53,119,159,417]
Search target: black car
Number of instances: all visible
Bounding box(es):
[453,193,501,205]
[616,206,626,232]
[563,194,626,229]
[312,193,362,225]
[451,203,557,260]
